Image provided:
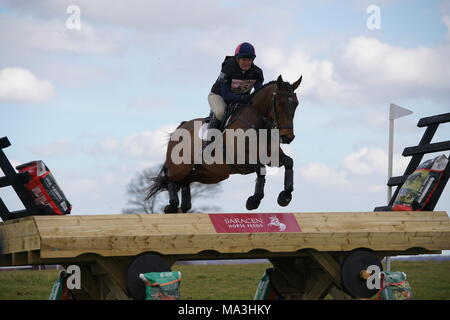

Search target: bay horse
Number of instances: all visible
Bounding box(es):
[147,75,302,213]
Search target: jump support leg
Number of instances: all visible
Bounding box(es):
[269,251,353,300]
[65,254,178,300]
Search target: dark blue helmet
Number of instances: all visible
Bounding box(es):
[234,42,256,59]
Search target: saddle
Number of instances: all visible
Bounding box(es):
[205,102,247,131]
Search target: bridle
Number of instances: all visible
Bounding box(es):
[260,89,297,130]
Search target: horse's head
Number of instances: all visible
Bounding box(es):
[271,75,302,144]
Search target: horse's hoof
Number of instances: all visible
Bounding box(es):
[164,205,178,214]
[180,205,191,213]
[246,195,262,210]
[277,191,292,207]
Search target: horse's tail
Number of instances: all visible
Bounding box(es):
[146,163,169,200]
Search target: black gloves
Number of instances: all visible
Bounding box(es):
[240,94,251,103]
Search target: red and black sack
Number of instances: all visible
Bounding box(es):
[16,161,71,215]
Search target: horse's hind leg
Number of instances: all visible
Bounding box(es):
[246,164,266,210]
[164,182,180,213]
[180,184,191,213]
[278,153,294,207]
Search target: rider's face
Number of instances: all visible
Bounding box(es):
[237,58,253,71]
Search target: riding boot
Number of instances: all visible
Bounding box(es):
[203,112,222,149]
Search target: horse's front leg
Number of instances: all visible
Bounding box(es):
[277,152,294,207]
[246,164,266,210]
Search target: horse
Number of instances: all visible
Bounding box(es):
[147,74,302,213]
[268,216,287,231]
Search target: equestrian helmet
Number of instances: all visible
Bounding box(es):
[234,42,256,59]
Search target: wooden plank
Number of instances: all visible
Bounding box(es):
[306,250,342,287]
[0,218,41,254]
[30,212,450,238]
[93,256,129,296]
[2,235,41,254]
[35,229,450,259]
[1,211,449,264]
[0,136,11,149]
[302,269,333,299]
[402,141,450,156]
[417,112,450,127]
[269,257,307,294]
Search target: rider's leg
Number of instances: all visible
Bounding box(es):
[208,92,226,121]
[205,93,226,146]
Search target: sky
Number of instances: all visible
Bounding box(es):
[0,0,449,219]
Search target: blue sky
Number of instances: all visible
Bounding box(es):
[0,0,449,217]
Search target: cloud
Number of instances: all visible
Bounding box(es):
[299,162,351,189]
[259,33,450,107]
[340,36,450,101]
[343,148,386,175]
[297,147,410,191]
[89,123,178,164]
[31,140,75,157]
[0,67,55,103]
[1,0,232,33]
[343,147,410,176]
[0,13,122,54]
[260,46,354,104]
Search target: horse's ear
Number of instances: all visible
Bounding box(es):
[292,75,302,91]
[277,75,283,89]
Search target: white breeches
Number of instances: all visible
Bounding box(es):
[208,92,227,121]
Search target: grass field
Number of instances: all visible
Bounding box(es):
[0,261,449,300]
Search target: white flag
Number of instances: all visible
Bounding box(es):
[389,103,413,120]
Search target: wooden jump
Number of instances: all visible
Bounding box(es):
[1,211,449,300]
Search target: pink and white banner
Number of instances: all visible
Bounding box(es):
[208,213,301,233]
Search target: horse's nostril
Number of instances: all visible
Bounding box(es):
[281,135,295,144]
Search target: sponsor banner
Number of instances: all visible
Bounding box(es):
[208,213,301,233]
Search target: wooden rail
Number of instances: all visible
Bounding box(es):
[0,211,449,300]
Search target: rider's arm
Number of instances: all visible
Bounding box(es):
[253,79,263,91]
[253,69,264,91]
[220,80,244,104]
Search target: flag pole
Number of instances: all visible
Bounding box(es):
[386,103,413,272]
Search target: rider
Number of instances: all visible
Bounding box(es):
[206,42,264,141]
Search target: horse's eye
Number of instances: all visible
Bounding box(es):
[288,97,293,102]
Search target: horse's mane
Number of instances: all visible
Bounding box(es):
[250,81,277,98]
[250,79,292,99]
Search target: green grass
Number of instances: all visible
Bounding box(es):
[176,263,272,300]
[0,261,449,300]
[0,269,60,300]
[389,261,450,300]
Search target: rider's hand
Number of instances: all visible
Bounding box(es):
[240,94,251,103]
